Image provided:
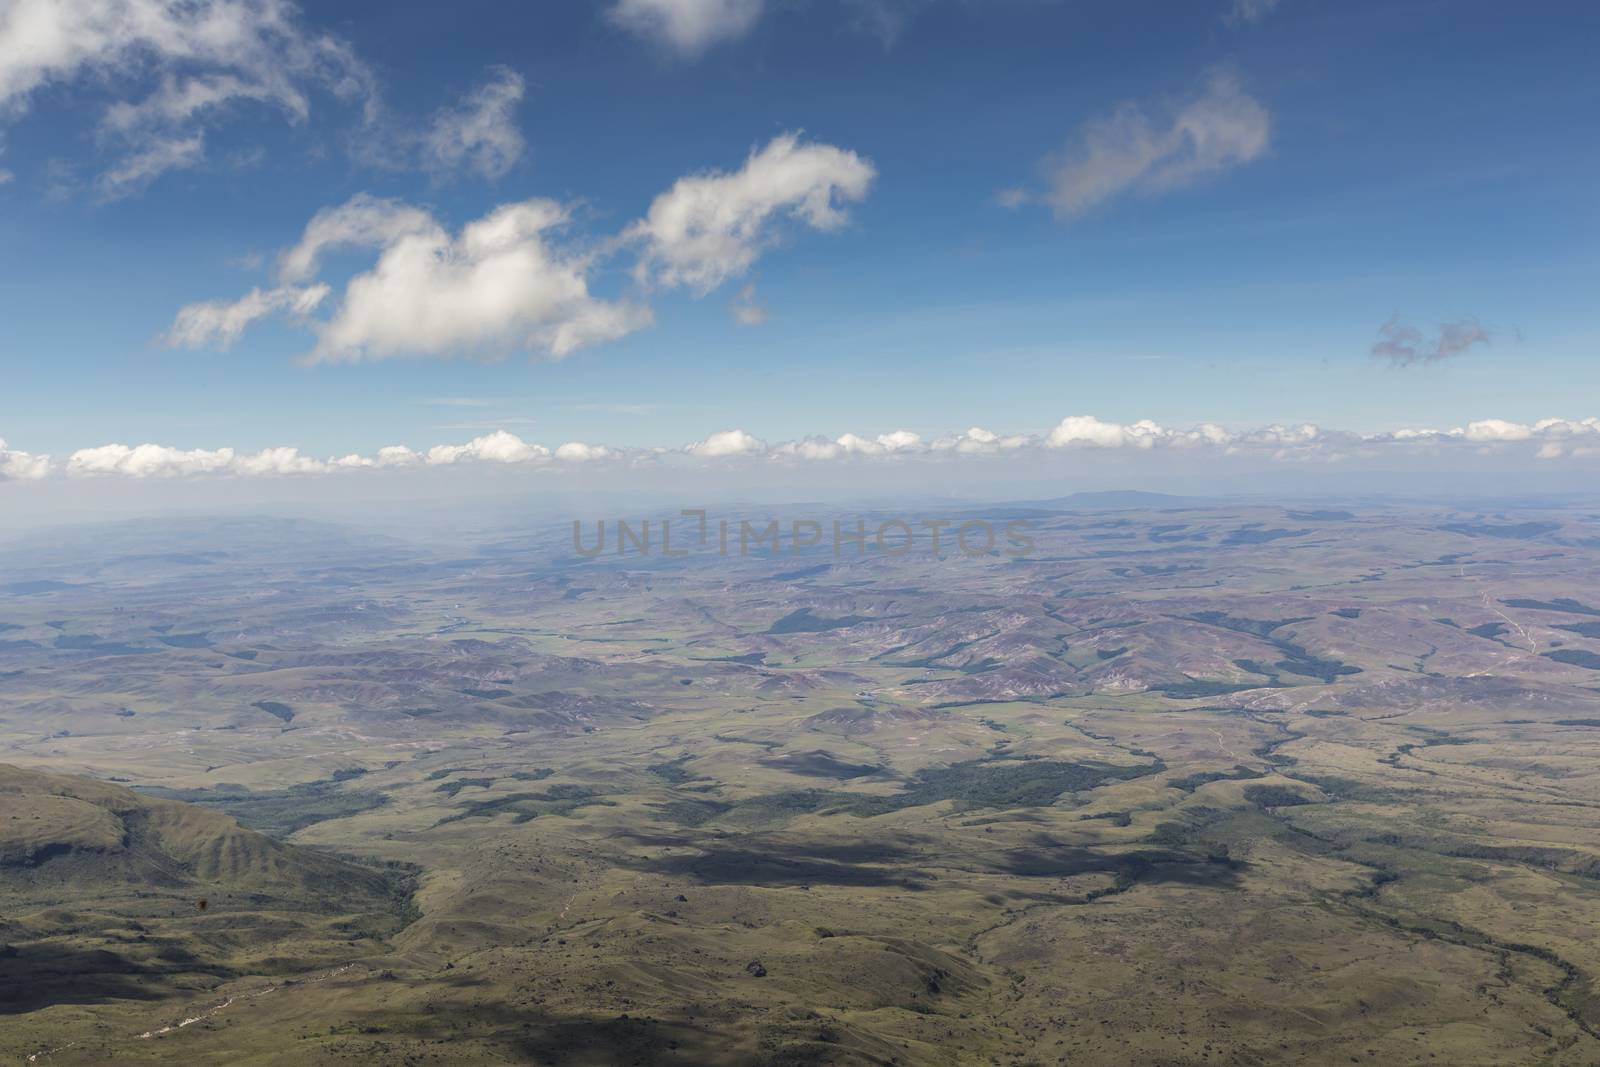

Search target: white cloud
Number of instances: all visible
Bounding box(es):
[0,438,50,480]
[729,283,769,326]
[554,441,614,462]
[278,194,438,284]
[1459,418,1532,443]
[607,0,765,55]
[773,429,924,461]
[836,429,924,455]
[314,198,651,361]
[931,426,1031,454]
[423,66,525,179]
[686,428,765,458]
[628,132,876,293]
[177,196,651,361]
[1233,423,1320,446]
[65,442,328,477]
[174,136,873,360]
[874,429,922,452]
[1534,417,1600,437]
[166,283,330,349]
[425,430,550,466]
[32,414,1600,481]
[68,443,235,478]
[0,0,374,195]
[1026,69,1269,219]
[100,73,285,135]
[330,445,424,469]
[772,436,846,461]
[230,446,327,475]
[376,445,423,467]
[1046,415,1164,449]
[92,131,205,199]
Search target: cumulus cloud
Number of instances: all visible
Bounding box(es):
[230,446,328,475]
[0,0,375,196]
[773,429,923,461]
[1371,315,1491,367]
[554,441,615,462]
[1531,418,1600,460]
[173,135,872,360]
[686,428,765,458]
[1459,418,1531,443]
[425,430,550,466]
[1047,415,1165,449]
[374,444,423,467]
[1534,417,1600,437]
[174,196,651,361]
[607,0,765,55]
[277,194,438,283]
[328,445,423,469]
[315,198,653,361]
[165,283,330,348]
[930,427,1031,455]
[1018,69,1269,220]
[422,66,525,179]
[65,442,328,478]
[68,443,232,478]
[628,133,876,293]
[0,439,50,480]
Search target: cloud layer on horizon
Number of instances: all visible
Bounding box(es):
[6,414,1599,482]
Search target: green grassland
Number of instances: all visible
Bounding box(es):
[2,505,1600,1063]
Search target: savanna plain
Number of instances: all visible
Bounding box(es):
[4,498,1600,1066]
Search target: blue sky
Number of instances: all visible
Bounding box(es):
[1,0,1598,487]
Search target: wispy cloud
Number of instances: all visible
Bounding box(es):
[728,284,769,326]
[93,132,205,200]
[1371,315,1491,367]
[1008,69,1270,220]
[1224,0,1281,26]
[842,0,929,48]
[164,283,331,349]
[421,66,526,179]
[0,0,376,198]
